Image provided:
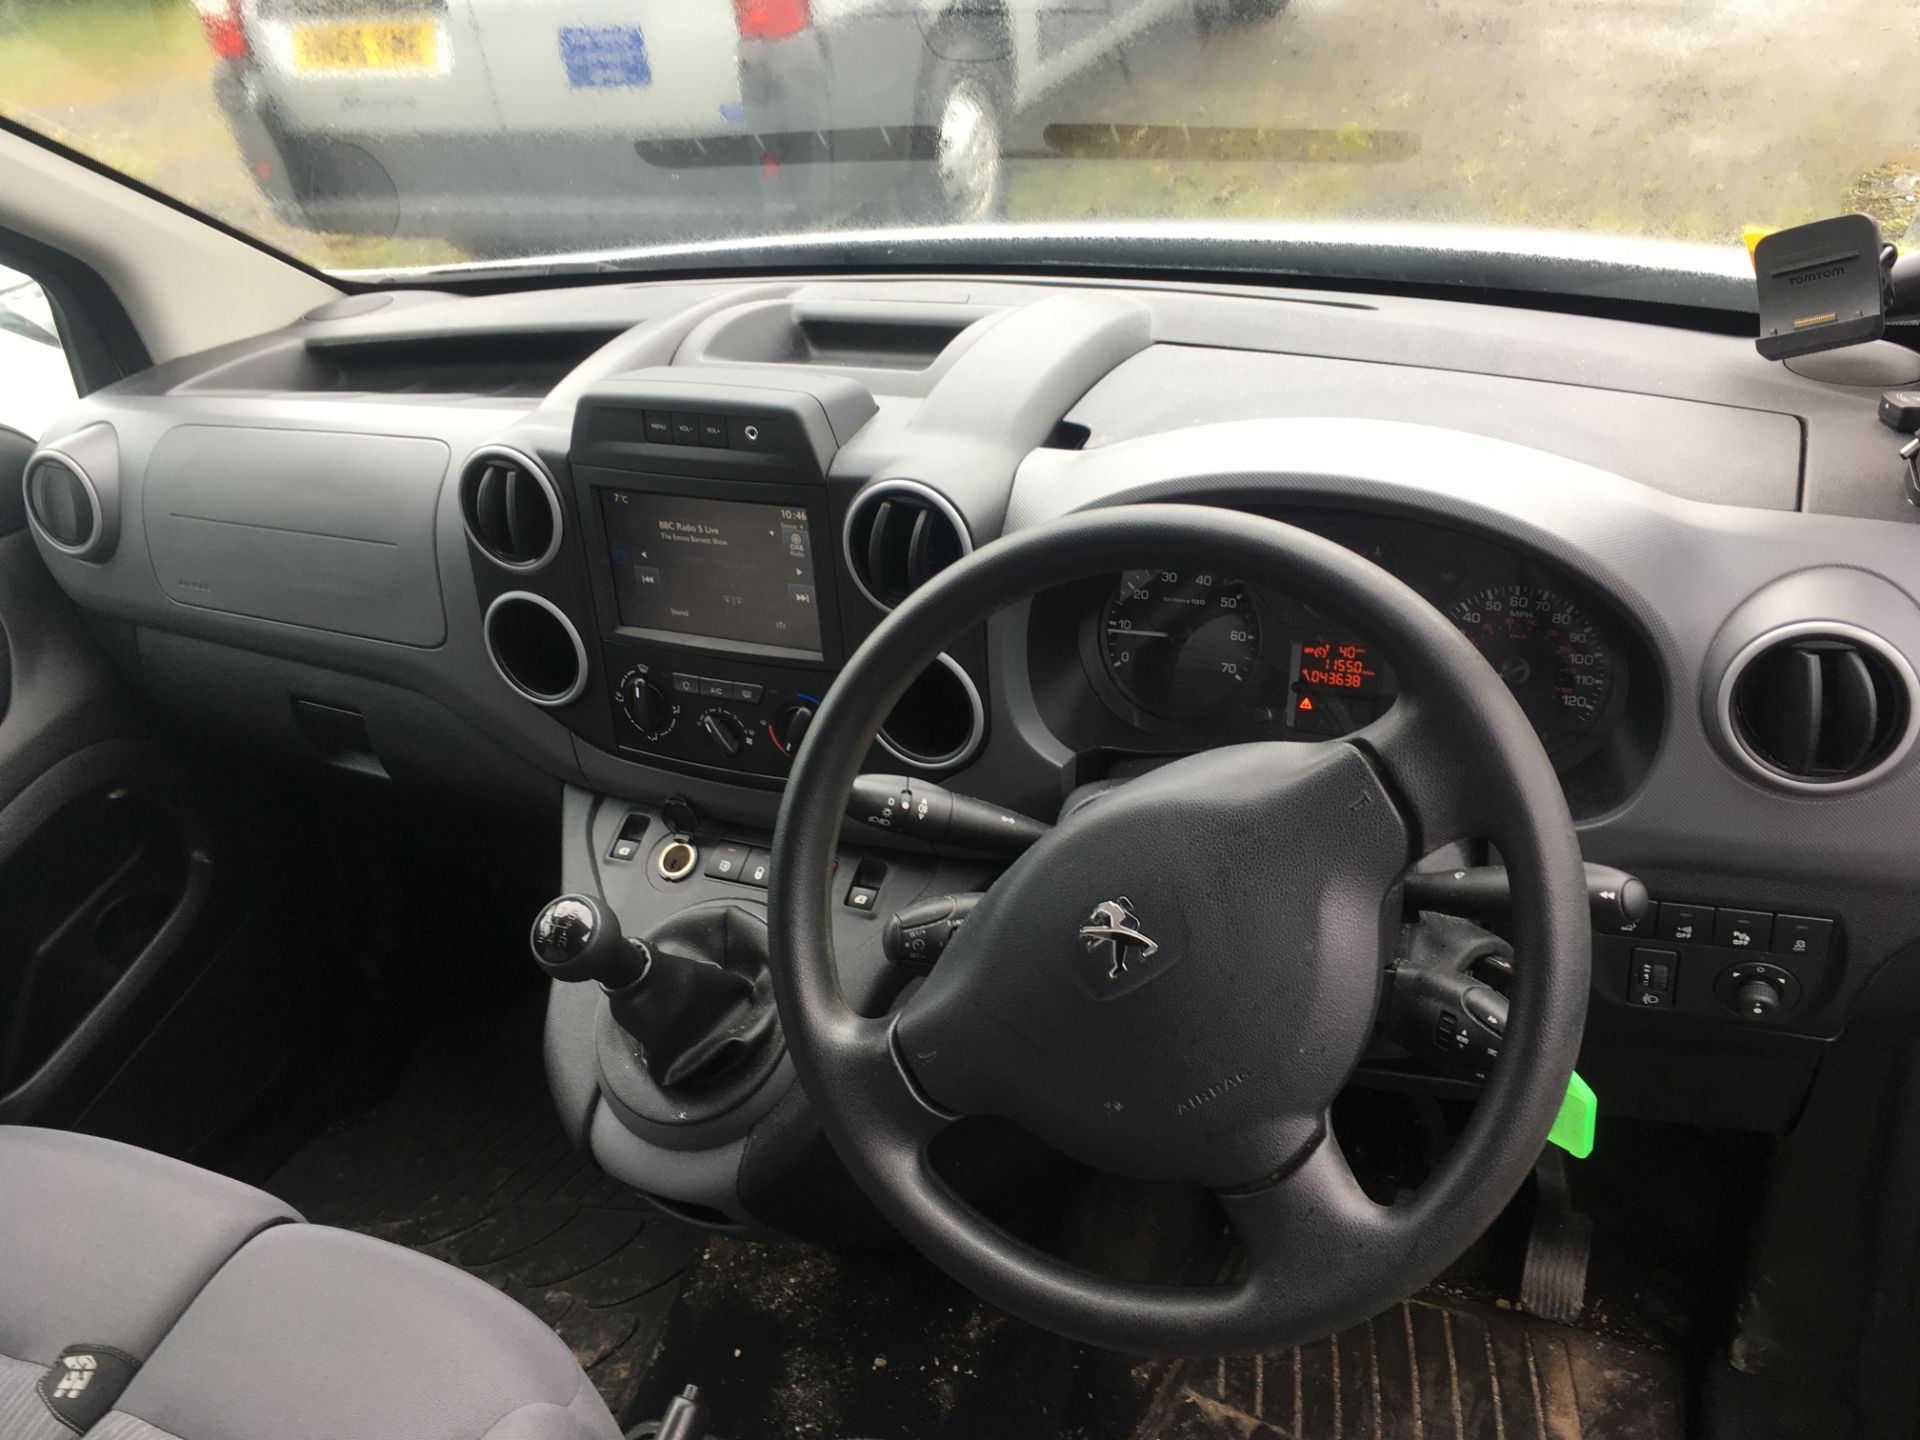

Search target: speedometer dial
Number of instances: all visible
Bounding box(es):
[1103,570,1261,719]
[1446,583,1615,746]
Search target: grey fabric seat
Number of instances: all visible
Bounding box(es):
[0,1127,622,1440]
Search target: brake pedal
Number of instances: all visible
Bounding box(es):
[1519,1148,1592,1324]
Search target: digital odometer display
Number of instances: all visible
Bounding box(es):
[1102,570,1260,718]
[1446,582,1615,745]
[1295,639,1380,691]
[1288,637,1390,734]
[602,491,822,658]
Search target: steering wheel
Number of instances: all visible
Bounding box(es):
[768,504,1589,1355]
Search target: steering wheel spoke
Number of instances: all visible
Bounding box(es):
[834,1012,961,1158]
[1218,1128,1395,1297]
[1351,695,1505,853]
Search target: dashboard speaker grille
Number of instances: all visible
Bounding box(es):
[1729,631,1916,785]
[845,481,969,609]
[460,448,560,570]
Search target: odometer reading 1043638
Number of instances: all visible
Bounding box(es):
[1446,583,1615,746]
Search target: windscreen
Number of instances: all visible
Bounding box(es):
[0,1,1912,295]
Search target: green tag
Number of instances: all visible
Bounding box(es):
[1548,1071,1596,1159]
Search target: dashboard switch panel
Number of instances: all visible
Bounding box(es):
[1595,899,1839,1029]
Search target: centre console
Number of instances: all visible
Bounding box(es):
[573,372,877,782]
[465,368,884,786]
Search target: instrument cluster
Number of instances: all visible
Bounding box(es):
[1030,510,1648,785]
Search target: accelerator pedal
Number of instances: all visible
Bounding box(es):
[1519,1147,1593,1325]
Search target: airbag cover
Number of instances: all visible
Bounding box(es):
[144,425,449,646]
[898,741,1408,1187]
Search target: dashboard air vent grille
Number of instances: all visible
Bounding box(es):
[26,459,96,551]
[1729,631,1916,785]
[460,448,560,570]
[845,481,969,610]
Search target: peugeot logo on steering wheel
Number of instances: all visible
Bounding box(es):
[1079,898,1159,983]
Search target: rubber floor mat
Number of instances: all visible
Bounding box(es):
[626,1234,1183,1439]
[1158,1295,1684,1440]
[265,1006,703,1416]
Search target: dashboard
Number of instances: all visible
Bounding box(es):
[20,267,1920,1147]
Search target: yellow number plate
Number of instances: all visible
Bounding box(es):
[292,20,437,72]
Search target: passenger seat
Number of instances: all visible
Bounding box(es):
[0,1126,621,1440]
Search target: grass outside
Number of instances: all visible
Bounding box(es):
[0,0,460,271]
[0,0,202,111]
[1007,0,1920,252]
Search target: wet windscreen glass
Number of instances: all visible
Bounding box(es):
[0,1,1913,288]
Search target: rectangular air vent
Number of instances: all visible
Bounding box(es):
[306,331,624,395]
[788,312,974,370]
[173,329,623,399]
[680,299,1000,375]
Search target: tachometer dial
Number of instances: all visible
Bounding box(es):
[1446,583,1615,746]
[1102,570,1261,718]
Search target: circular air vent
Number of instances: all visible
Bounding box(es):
[484,592,587,707]
[460,447,561,571]
[878,653,985,771]
[24,425,119,562]
[1720,623,1919,791]
[25,457,97,553]
[844,480,970,610]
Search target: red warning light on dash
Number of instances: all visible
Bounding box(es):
[1295,639,1380,692]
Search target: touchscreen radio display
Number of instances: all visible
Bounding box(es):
[601,491,823,658]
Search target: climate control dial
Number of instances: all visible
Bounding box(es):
[768,704,815,757]
[698,708,747,758]
[616,670,676,740]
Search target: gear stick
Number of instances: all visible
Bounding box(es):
[531,895,777,1091]
[530,895,650,988]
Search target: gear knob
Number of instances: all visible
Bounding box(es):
[530,894,651,989]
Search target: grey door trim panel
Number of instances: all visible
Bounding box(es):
[0,738,217,1125]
